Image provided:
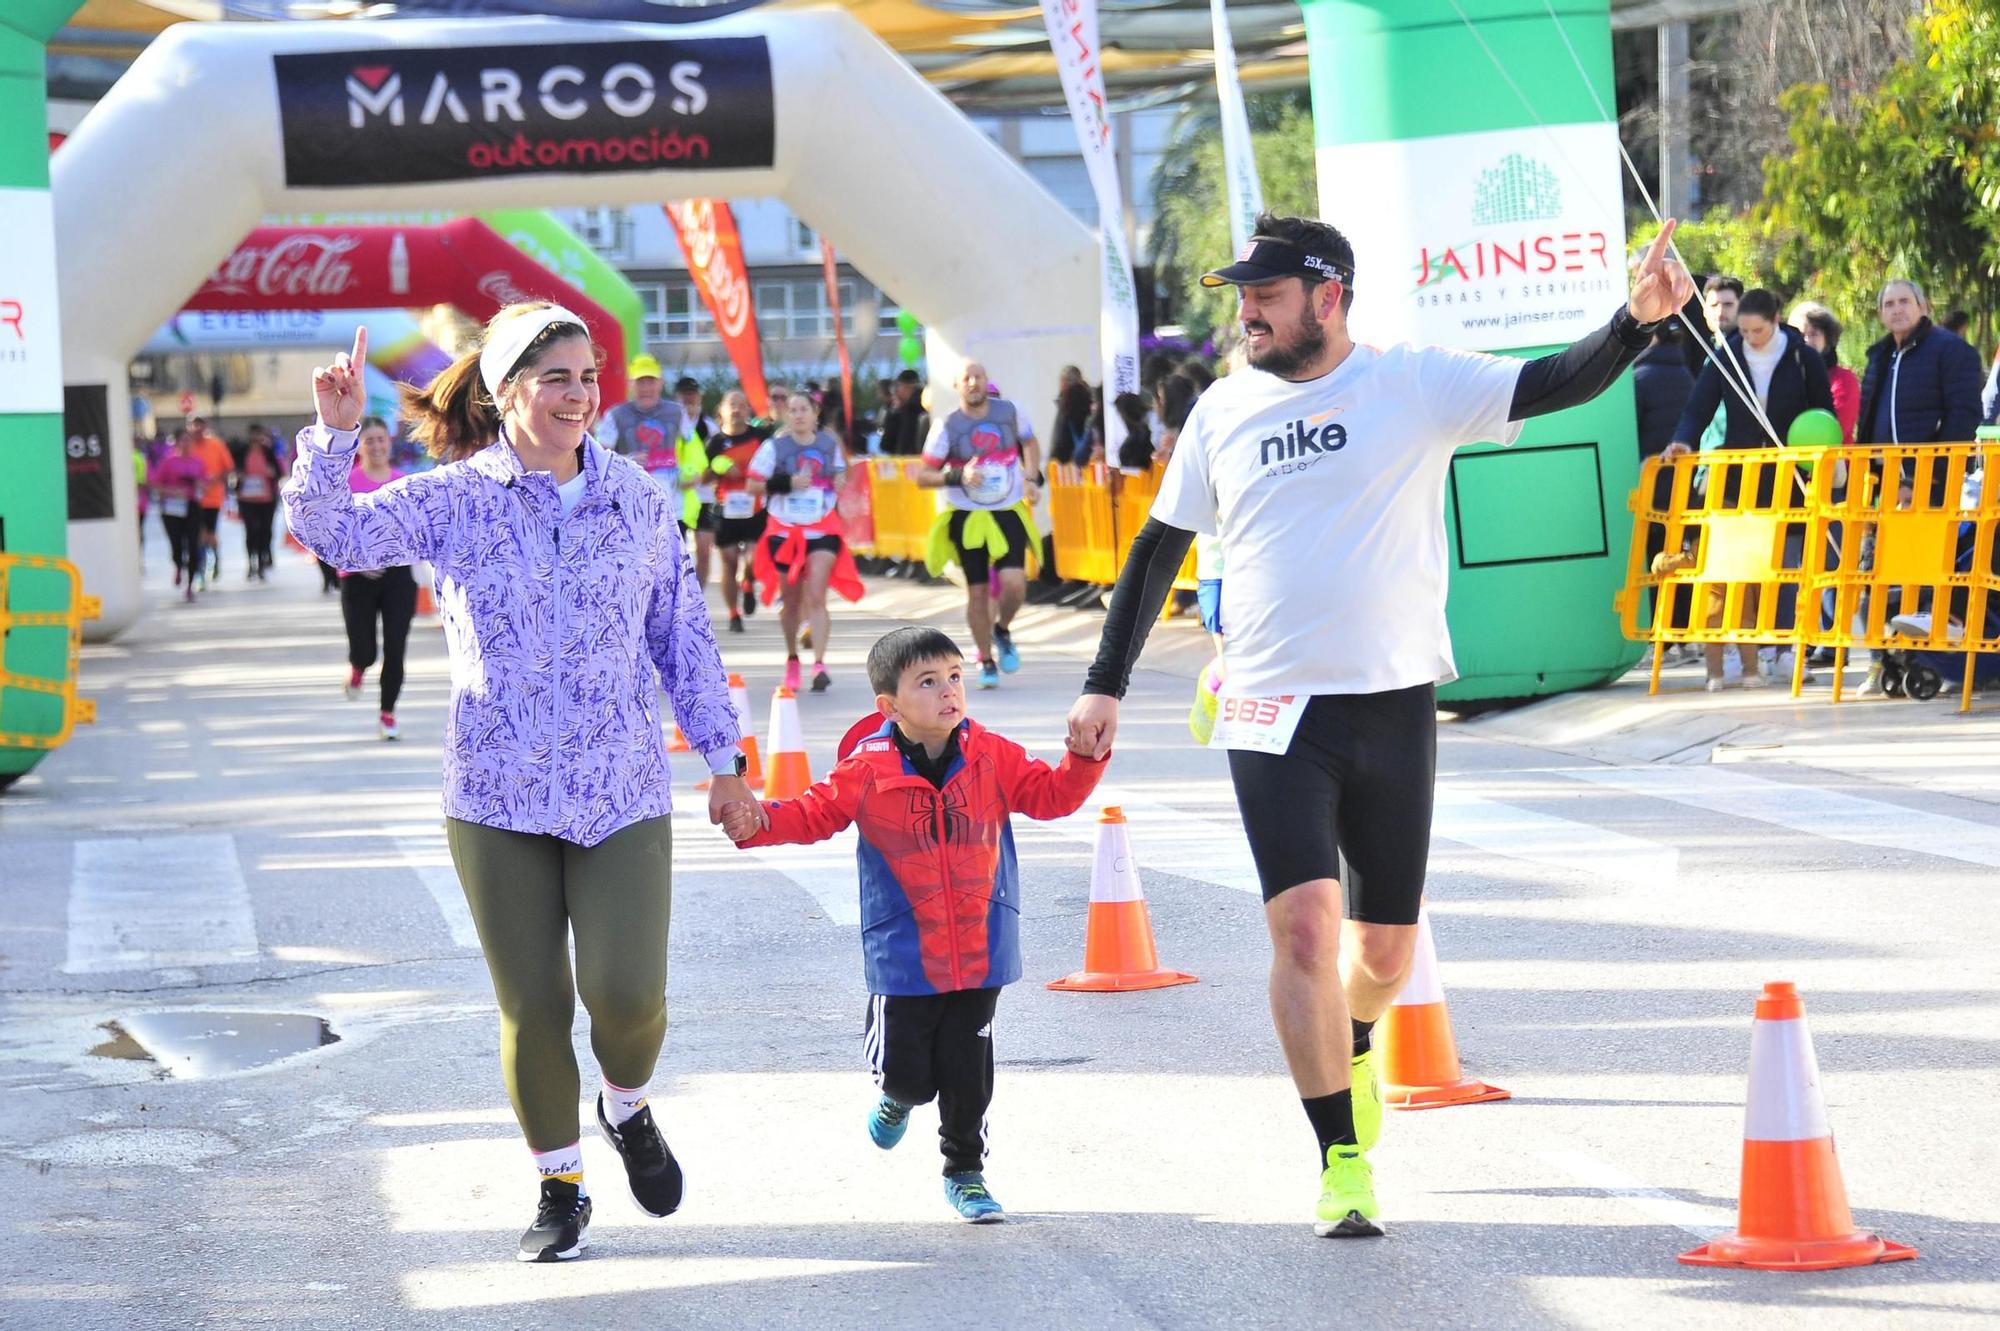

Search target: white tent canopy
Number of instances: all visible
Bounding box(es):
[54,6,1097,635]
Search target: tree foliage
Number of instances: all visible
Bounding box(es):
[1149,95,1318,340]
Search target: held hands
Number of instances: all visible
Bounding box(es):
[1628,219,1696,325]
[311,326,368,432]
[706,774,767,842]
[1065,693,1118,761]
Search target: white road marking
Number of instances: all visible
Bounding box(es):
[64,835,258,974]
[1045,786,1262,895]
[671,811,862,927]
[1560,765,2000,869]
[1542,1148,1730,1241]
[1433,788,1679,889]
[393,837,481,950]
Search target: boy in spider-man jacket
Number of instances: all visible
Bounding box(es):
[722,625,1107,1222]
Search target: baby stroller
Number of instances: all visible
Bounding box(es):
[1879,607,2000,700]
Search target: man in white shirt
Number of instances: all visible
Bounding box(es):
[1068,211,1694,1238]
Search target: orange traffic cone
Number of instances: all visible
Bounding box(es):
[1680,983,1917,1271]
[1048,807,1197,993]
[697,674,764,791]
[762,686,814,800]
[414,582,436,617]
[1378,911,1509,1110]
[667,720,691,753]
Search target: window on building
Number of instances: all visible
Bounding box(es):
[572,207,625,256]
[638,280,715,344]
[792,218,818,255]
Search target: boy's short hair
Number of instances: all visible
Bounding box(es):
[868,626,962,696]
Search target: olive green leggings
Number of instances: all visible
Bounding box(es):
[446,816,673,1151]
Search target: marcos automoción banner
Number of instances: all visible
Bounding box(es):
[274,38,774,187]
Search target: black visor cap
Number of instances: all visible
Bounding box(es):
[1201,235,1355,289]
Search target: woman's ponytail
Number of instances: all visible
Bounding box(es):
[400,350,501,463]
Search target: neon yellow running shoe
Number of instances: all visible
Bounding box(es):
[1315,1146,1384,1238]
[1352,1047,1383,1152]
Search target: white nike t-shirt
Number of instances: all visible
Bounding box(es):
[1151,343,1524,697]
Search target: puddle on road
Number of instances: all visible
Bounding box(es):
[88,1012,340,1078]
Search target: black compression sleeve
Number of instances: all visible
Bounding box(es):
[1508,305,1655,421]
[1082,518,1198,698]
[763,471,793,494]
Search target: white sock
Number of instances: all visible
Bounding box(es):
[602,1077,650,1127]
[531,1141,586,1197]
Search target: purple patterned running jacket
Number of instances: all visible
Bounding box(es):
[283,423,739,846]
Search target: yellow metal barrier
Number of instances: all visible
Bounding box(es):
[1619,450,1817,694]
[0,553,100,750]
[1806,443,1999,711]
[859,458,940,562]
[1048,461,1120,584]
[1110,464,1199,591]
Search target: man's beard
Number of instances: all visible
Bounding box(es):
[1245,308,1328,378]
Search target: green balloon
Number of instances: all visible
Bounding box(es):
[898,333,923,366]
[1786,407,1842,448]
[896,310,921,336]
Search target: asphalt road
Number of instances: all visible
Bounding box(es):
[4,533,1997,1330]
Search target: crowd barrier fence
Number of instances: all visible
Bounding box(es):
[0,553,100,751]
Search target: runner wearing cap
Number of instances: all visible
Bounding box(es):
[918,362,1043,690]
[674,375,718,444]
[1067,212,1695,1239]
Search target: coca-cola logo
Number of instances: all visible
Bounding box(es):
[209,235,360,299]
[668,200,751,340]
[476,270,536,306]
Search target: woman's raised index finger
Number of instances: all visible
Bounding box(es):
[352,325,368,368]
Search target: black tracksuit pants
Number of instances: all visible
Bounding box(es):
[865,987,1000,1176]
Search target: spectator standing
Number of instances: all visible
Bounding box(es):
[1049,365,1092,466]
[877,370,928,456]
[1788,303,1860,442]
[1856,279,1985,447]
[1632,323,1694,459]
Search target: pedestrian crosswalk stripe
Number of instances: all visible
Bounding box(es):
[1433,788,1679,890]
[670,811,863,927]
[65,835,258,974]
[1559,765,2000,870]
[394,837,482,950]
[1045,787,1263,895]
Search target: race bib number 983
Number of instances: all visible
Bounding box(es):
[1208,693,1307,754]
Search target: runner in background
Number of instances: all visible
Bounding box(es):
[339,417,418,741]
[674,375,717,443]
[190,416,234,585]
[600,355,691,466]
[750,388,862,692]
[918,362,1042,690]
[705,388,770,634]
[236,424,285,582]
[151,428,209,603]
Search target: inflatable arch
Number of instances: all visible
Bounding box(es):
[184,218,632,403]
[52,9,1098,636]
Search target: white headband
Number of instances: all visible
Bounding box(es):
[479,307,588,401]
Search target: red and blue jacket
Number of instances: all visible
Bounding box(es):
[740,717,1107,996]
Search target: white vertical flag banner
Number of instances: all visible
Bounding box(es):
[1042,0,1141,452]
[1211,0,1265,256]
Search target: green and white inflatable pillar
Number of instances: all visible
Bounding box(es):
[0,1,84,786]
[1298,0,1642,702]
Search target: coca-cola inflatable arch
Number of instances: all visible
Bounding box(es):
[50,9,1097,636]
[186,218,630,404]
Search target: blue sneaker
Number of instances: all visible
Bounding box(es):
[978,661,1001,690]
[993,627,1021,674]
[867,1095,910,1150]
[944,1172,1005,1223]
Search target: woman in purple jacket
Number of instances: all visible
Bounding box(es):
[286,304,751,1264]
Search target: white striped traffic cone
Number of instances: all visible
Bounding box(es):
[762,686,813,801]
[1378,910,1509,1110]
[1048,807,1197,993]
[696,673,764,791]
[1680,982,1917,1271]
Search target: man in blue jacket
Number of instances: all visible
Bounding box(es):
[1856,279,1984,447]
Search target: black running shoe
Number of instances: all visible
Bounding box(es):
[742,586,757,616]
[518,1179,591,1262]
[596,1095,684,1218]
[728,615,745,634]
